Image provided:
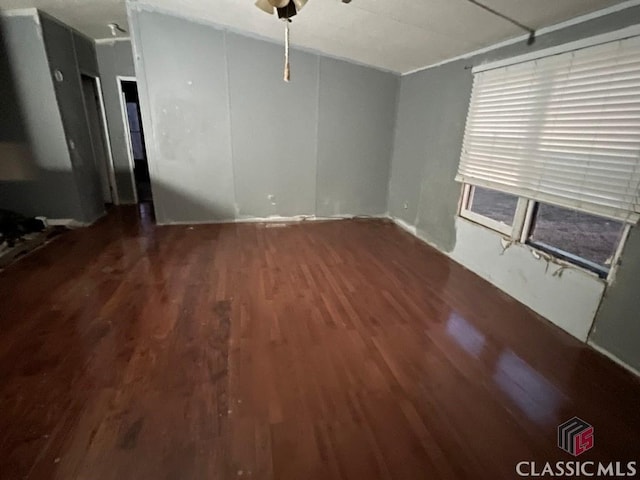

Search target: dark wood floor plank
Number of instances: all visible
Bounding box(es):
[0,206,638,479]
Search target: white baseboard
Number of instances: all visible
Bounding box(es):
[45,218,87,228]
[158,213,389,226]
[588,341,640,377]
[45,218,74,226]
[390,216,445,252]
[391,217,417,236]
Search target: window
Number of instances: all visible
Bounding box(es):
[458,184,629,278]
[455,33,640,279]
[456,35,640,224]
[527,203,626,277]
[460,185,522,236]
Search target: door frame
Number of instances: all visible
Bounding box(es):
[117,75,139,204]
[80,72,120,205]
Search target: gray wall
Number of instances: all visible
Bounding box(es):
[129,7,398,224]
[389,60,470,251]
[96,40,137,204]
[227,33,317,219]
[590,228,640,372]
[40,13,105,223]
[316,58,397,217]
[388,6,640,370]
[0,13,84,220]
[73,31,99,77]
[0,11,106,223]
[132,13,235,222]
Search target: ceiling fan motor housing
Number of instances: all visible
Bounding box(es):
[277,1,297,19]
[256,0,308,18]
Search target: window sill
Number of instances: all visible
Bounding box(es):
[526,241,609,279]
[458,210,513,238]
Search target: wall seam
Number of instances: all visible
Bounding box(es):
[384,75,402,217]
[223,31,239,220]
[313,55,321,217]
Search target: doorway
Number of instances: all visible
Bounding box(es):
[118,79,153,205]
[81,74,117,205]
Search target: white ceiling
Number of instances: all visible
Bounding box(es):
[0,0,632,73]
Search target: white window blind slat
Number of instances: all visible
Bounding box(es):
[461,151,640,170]
[479,58,640,90]
[481,74,640,93]
[456,35,640,223]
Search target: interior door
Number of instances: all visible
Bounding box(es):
[81,75,113,203]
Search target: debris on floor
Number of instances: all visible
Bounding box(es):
[0,209,68,269]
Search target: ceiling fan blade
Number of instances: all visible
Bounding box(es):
[292,0,307,10]
[255,0,275,14]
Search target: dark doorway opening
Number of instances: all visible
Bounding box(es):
[121,80,153,205]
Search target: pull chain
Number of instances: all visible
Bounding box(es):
[284,20,290,82]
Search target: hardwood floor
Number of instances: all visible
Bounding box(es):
[1,206,638,480]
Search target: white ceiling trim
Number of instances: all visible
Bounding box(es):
[402,0,640,76]
[473,23,640,73]
[0,7,37,17]
[95,37,131,44]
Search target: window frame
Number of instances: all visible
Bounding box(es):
[521,201,631,280]
[459,184,528,239]
[458,183,631,281]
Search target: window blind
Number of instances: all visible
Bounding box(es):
[456,35,640,223]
